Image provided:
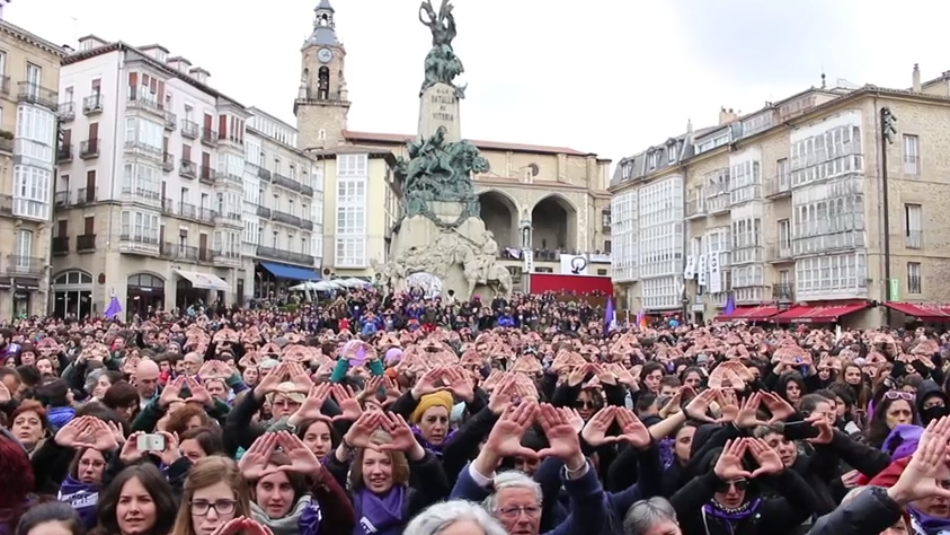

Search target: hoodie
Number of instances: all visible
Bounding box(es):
[916,379,949,426]
[57,475,99,529]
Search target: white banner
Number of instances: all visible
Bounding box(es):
[697,254,708,286]
[708,253,721,293]
[559,254,589,275]
[684,255,696,279]
[523,250,534,273]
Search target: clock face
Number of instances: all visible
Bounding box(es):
[318,48,333,63]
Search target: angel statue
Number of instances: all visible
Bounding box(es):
[419,0,456,48]
[418,0,465,96]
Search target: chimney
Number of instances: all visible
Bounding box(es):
[718,107,738,125]
[913,63,921,92]
[188,67,210,84]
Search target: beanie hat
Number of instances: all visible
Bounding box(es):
[410,391,454,424]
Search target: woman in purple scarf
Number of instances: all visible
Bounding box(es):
[325,411,450,535]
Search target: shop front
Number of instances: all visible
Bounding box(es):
[127,273,165,318]
[51,270,94,318]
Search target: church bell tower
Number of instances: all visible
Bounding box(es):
[295,0,351,150]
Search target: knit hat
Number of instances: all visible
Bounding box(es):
[410,391,454,424]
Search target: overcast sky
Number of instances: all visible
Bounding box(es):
[5,0,946,169]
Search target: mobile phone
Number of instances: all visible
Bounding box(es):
[782,421,820,440]
[136,434,166,452]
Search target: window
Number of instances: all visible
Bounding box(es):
[0,52,6,77]
[905,203,922,249]
[125,117,163,152]
[337,154,368,176]
[778,219,790,249]
[25,63,40,87]
[120,210,159,244]
[13,165,51,220]
[794,252,867,300]
[908,262,922,294]
[601,210,611,229]
[15,229,31,258]
[121,163,161,200]
[903,134,919,175]
[647,152,659,169]
[667,144,676,162]
[16,105,55,162]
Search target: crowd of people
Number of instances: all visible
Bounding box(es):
[0,287,948,535]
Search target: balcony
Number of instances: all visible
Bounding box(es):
[272,210,302,226]
[126,93,163,117]
[178,202,198,220]
[705,194,729,215]
[200,128,218,146]
[213,250,242,267]
[52,236,69,256]
[731,246,764,265]
[301,184,315,197]
[121,186,161,206]
[772,282,795,302]
[59,102,75,122]
[730,184,762,205]
[80,139,100,159]
[57,144,72,162]
[6,255,45,277]
[272,173,302,192]
[0,76,9,95]
[301,219,314,231]
[180,159,197,179]
[161,197,175,215]
[0,136,12,154]
[76,234,96,252]
[217,170,242,188]
[160,242,201,262]
[199,165,215,185]
[766,241,792,262]
[257,166,272,181]
[255,205,272,219]
[118,233,160,255]
[213,211,242,227]
[124,140,162,162]
[686,197,705,219]
[17,81,58,110]
[181,119,199,139]
[0,194,11,215]
[905,230,923,249]
[53,191,70,208]
[256,245,314,265]
[197,207,216,224]
[161,152,174,172]
[83,94,103,115]
[764,175,791,198]
[164,112,177,131]
[76,188,97,204]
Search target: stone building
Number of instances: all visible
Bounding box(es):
[612,68,950,328]
[293,0,612,285]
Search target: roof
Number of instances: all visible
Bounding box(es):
[0,19,65,58]
[306,144,398,165]
[342,130,600,158]
[316,0,335,12]
[62,41,245,108]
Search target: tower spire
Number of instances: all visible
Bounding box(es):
[305,0,338,47]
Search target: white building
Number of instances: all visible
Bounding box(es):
[52,36,312,316]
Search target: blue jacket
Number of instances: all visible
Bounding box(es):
[450,459,608,535]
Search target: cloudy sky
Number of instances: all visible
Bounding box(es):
[5,0,946,169]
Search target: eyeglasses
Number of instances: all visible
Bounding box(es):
[79,459,105,469]
[497,506,542,519]
[190,499,237,516]
[574,400,598,409]
[884,391,916,401]
[715,479,749,493]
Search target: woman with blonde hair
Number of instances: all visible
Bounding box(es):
[171,456,255,535]
[325,411,449,535]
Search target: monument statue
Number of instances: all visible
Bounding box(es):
[383,0,512,300]
[419,0,466,98]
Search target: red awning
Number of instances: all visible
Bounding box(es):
[884,302,950,319]
[771,303,869,324]
[716,306,780,322]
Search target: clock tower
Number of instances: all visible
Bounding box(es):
[295,0,351,150]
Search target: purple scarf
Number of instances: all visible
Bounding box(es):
[411,426,457,456]
[57,475,99,529]
[702,498,762,528]
[909,506,950,535]
[353,486,406,535]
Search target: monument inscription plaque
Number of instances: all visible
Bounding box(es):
[419,83,461,142]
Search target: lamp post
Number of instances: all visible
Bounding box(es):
[520,216,532,293]
[880,106,897,325]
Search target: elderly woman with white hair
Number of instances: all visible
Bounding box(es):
[621,497,681,535]
[404,500,508,535]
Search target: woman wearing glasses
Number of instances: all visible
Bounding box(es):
[866,390,917,450]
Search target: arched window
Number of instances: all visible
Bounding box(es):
[53,271,93,285]
[127,273,164,289]
[317,67,330,99]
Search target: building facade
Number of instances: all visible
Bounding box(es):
[242,108,324,298]
[293,1,612,283]
[0,20,63,317]
[612,71,950,327]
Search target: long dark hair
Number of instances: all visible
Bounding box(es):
[94,464,176,535]
[0,433,34,532]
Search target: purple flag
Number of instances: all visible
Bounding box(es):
[104,296,122,319]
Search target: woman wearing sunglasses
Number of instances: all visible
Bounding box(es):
[866,390,917,449]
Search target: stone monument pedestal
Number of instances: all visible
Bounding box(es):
[419,83,461,142]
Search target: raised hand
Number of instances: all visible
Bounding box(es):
[155,431,180,466]
[411,368,446,399]
[158,377,185,408]
[760,391,795,423]
[889,416,950,504]
[487,375,517,415]
[614,407,652,450]
[273,431,322,478]
[54,416,91,448]
[483,402,538,459]
[536,403,582,462]
[184,377,212,406]
[293,383,333,423]
[581,406,616,447]
[331,383,363,421]
[238,432,277,480]
[713,439,753,481]
[288,362,314,393]
[342,411,382,450]
[747,437,784,476]
[379,412,419,452]
[443,368,474,402]
[735,392,770,429]
[804,414,834,445]
[684,388,719,423]
[119,431,145,464]
[254,361,286,397]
